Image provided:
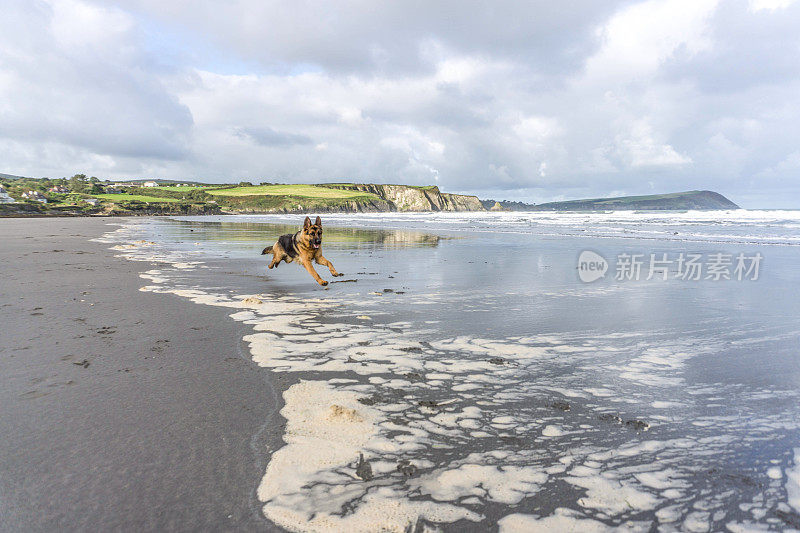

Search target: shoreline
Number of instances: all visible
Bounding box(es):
[0,217,284,531]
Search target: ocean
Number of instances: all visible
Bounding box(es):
[98,210,800,532]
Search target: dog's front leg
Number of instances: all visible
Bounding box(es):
[315,254,343,277]
[301,259,328,286]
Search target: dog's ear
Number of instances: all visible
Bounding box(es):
[303,216,311,229]
[315,216,321,226]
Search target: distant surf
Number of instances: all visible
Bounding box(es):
[179,209,800,246]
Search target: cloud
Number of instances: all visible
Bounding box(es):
[612,120,692,168]
[235,127,313,146]
[109,0,629,75]
[749,0,797,11]
[1,0,800,206]
[0,0,193,174]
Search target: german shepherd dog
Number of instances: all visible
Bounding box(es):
[261,216,343,286]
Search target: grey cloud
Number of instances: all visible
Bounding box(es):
[109,0,632,75]
[0,1,193,161]
[661,1,800,92]
[235,127,313,146]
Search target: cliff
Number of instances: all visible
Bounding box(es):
[488,201,510,211]
[324,184,484,212]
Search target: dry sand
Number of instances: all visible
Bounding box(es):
[0,217,282,531]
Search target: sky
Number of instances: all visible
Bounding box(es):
[1,0,799,207]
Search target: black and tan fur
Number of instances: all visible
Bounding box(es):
[261,216,343,286]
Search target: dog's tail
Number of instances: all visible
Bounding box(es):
[261,245,273,255]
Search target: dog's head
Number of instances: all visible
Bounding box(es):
[302,216,323,249]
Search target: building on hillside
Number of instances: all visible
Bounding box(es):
[142,181,158,187]
[83,198,100,206]
[48,186,69,193]
[0,186,15,204]
[21,190,47,203]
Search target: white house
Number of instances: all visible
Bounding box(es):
[21,190,47,203]
[142,181,158,187]
[84,198,100,206]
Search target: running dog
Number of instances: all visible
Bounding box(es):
[261,216,343,286]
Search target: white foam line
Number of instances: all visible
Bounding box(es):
[498,507,643,532]
[788,448,800,514]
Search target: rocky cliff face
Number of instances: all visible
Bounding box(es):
[436,192,485,212]
[327,184,484,212]
[489,201,509,211]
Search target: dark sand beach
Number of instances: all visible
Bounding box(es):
[0,218,280,531]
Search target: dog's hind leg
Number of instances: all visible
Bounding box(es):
[267,243,284,269]
[269,253,284,269]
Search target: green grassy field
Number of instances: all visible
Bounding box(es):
[93,193,182,203]
[325,183,437,190]
[148,185,206,191]
[205,184,379,199]
[587,191,701,205]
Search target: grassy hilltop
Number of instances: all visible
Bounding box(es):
[0,176,483,216]
[205,184,375,198]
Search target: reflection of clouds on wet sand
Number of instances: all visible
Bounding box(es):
[99,221,800,533]
[165,219,443,247]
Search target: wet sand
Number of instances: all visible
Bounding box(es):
[119,214,800,532]
[0,218,281,531]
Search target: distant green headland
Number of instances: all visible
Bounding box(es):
[484,190,739,211]
[0,173,739,216]
[530,190,739,211]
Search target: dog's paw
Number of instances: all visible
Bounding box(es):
[334,272,344,277]
[319,280,329,286]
